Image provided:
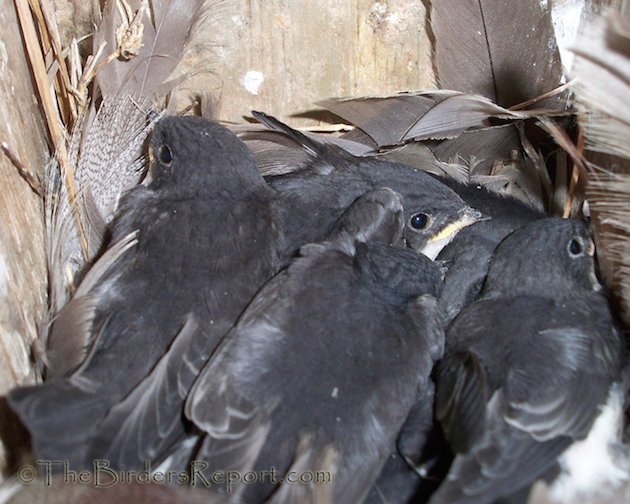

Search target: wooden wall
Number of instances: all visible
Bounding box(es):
[0,1,49,478]
[171,0,436,124]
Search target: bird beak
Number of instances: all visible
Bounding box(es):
[421,207,488,260]
[435,207,490,240]
[458,207,490,225]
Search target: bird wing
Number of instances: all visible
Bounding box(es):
[435,349,489,455]
[397,381,436,466]
[237,128,315,176]
[73,231,139,296]
[85,315,208,469]
[266,435,338,504]
[187,372,273,498]
[408,294,445,363]
[503,326,619,441]
[249,111,372,177]
[430,399,571,504]
[183,270,293,477]
[436,232,496,324]
[326,187,404,250]
[252,111,325,159]
[432,319,621,503]
[45,231,138,378]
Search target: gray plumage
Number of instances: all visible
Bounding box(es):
[364,383,440,504]
[185,188,445,504]
[76,151,476,473]
[10,108,484,474]
[251,111,485,260]
[435,177,545,322]
[431,218,623,504]
[9,116,287,468]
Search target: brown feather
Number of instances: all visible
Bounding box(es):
[320,92,562,148]
[93,0,206,98]
[45,232,137,378]
[430,0,564,107]
[429,124,521,175]
[44,96,158,315]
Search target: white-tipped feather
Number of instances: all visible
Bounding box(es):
[548,384,629,502]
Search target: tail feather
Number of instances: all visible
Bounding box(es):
[251,111,326,158]
[8,379,108,469]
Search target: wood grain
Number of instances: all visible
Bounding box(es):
[0,1,49,480]
[170,0,436,125]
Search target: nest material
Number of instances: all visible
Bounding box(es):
[1,0,630,501]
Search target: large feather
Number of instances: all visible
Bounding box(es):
[586,170,630,327]
[235,124,373,177]
[45,0,208,326]
[70,97,156,227]
[93,0,206,99]
[319,91,559,147]
[318,92,555,210]
[428,124,521,175]
[45,96,157,312]
[430,0,564,107]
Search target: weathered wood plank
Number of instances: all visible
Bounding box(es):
[0,1,49,479]
[172,0,436,124]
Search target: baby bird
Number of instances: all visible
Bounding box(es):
[9,116,288,468]
[186,187,446,503]
[431,218,623,504]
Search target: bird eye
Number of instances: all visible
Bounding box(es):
[159,145,173,165]
[410,213,430,231]
[568,238,583,256]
